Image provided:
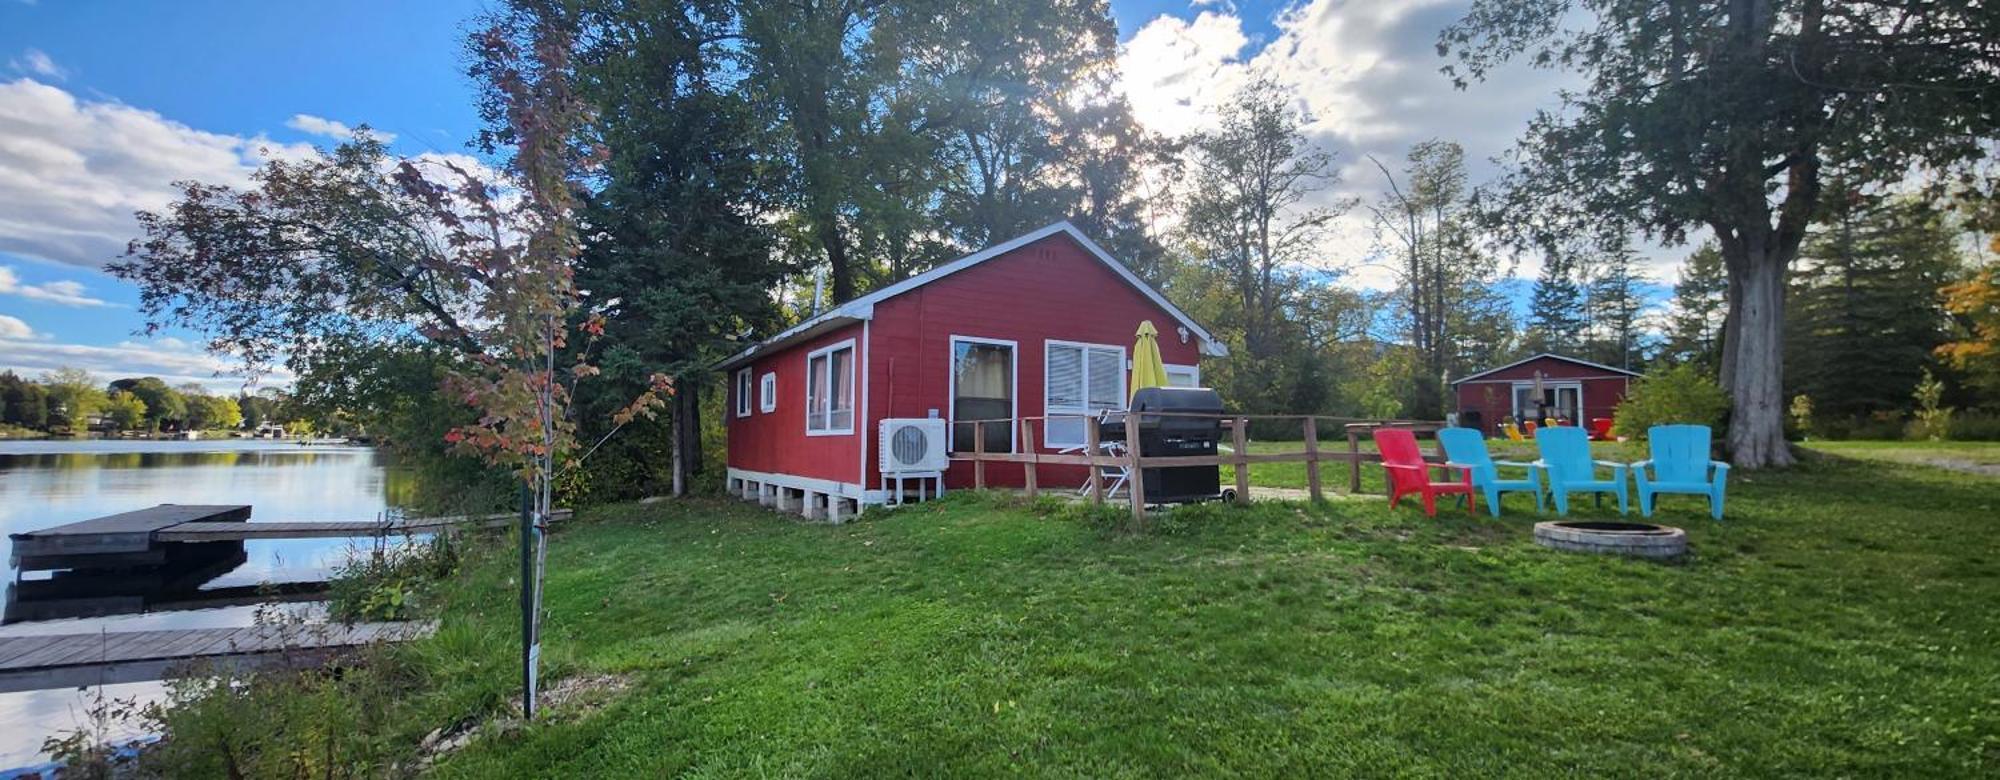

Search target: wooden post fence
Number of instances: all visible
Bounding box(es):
[1085,419,1103,504]
[936,414,1448,512]
[1124,413,1146,527]
[1021,420,1038,499]
[1230,417,1250,505]
[1303,416,1323,502]
[973,421,986,489]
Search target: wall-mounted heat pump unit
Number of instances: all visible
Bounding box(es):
[878,417,948,474]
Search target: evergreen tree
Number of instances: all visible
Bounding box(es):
[1787,188,1962,420]
[1584,245,1647,370]
[1663,243,1727,373]
[564,0,790,497]
[1526,251,1584,354]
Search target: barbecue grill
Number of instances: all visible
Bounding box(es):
[1099,387,1226,504]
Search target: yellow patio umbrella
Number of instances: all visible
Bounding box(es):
[1130,320,1169,400]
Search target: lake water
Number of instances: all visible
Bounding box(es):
[0,438,410,769]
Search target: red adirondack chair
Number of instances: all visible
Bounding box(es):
[1372,428,1476,517]
[1589,417,1615,441]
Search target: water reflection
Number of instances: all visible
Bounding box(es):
[0,439,408,768]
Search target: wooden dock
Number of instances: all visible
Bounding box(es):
[0,621,433,692]
[9,505,566,572]
[8,505,249,570]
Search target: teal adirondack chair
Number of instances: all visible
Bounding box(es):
[1634,424,1730,520]
[1534,425,1628,515]
[1437,427,1543,517]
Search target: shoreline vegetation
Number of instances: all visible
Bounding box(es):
[57,441,1997,777]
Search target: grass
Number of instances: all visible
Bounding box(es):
[158,442,2000,776]
[1803,439,2000,471]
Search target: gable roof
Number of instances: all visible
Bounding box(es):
[1450,353,1643,385]
[717,222,1226,370]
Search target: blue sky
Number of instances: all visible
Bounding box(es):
[0,0,1669,390]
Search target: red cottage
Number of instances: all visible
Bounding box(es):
[718,222,1226,520]
[1451,353,1641,436]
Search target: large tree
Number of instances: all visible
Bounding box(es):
[1443,0,2000,466]
[561,0,788,497]
[1663,243,1729,373]
[1787,187,1961,418]
[739,0,1139,301]
[1183,78,1345,364]
[1526,250,1585,354]
[1368,139,1508,416]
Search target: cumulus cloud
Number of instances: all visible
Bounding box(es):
[0,78,315,269]
[7,49,63,80]
[0,313,32,339]
[0,265,113,306]
[286,113,396,143]
[0,335,289,393]
[1117,0,1590,286]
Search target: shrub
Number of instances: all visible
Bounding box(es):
[1788,394,1815,440]
[1908,369,1952,441]
[328,535,460,622]
[1612,364,1729,439]
[1946,410,2000,441]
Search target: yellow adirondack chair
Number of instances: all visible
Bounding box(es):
[1502,422,1526,442]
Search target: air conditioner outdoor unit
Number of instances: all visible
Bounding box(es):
[879,418,948,474]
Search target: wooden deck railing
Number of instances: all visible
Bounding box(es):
[948,414,1447,527]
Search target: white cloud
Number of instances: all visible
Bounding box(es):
[0,265,113,306]
[8,49,63,80]
[0,335,289,393]
[1117,0,1593,288]
[0,313,32,339]
[286,113,396,143]
[0,78,316,269]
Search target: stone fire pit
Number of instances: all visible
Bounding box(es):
[1533,520,1687,560]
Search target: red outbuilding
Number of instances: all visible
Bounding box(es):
[1451,353,1641,437]
[718,222,1226,520]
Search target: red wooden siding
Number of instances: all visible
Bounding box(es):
[725,322,867,485]
[1453,355,1635,437]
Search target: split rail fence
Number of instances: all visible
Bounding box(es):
[950,414,1447,526]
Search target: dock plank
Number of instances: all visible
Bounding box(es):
[0,622,433,693]
[9,504,249,558]
[0,622,431,672]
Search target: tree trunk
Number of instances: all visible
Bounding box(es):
[1721,245,1795,467]
[819,214,855,303]
[671,382,701,496]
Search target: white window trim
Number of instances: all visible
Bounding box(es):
[1164,363,1201,388]
[805,339,857,436]
[759,372,777,413]
[734,368,753,418]
[1043,339,1127,450]
[1510,380,1583,421]
[948,335,1018,453]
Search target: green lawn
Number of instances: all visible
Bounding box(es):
[177,443,2000,776]
[1803,439,2000,473]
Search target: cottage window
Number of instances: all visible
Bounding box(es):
[1165,364,1201,388]
[1043,341,1125,449]
[734,369,752,418]
[806,341,855,435]
[759,373,777,413]
[1511,381,1582,423]
[951,337,1016,453]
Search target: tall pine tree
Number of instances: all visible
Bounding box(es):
[1526,251,1584,354]
[1786,188,1961,420]
[1663,243,1728,373]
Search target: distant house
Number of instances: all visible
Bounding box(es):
[718,222,1225,518]
[1451,353,1641,436]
